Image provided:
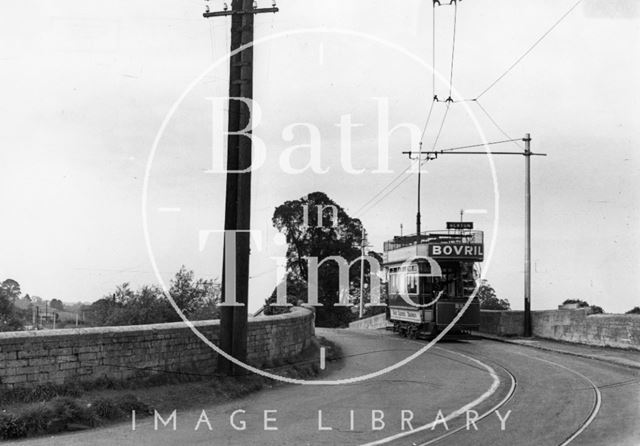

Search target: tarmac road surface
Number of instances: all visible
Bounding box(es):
[11,328,640,446]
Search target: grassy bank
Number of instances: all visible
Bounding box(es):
[0,336,341,441]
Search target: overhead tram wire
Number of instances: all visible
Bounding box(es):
[474,100,524,150]
[448,0,458,100]
[356,137,521,218]
[358,0,578,218]
[476,0,586,99]
[355,1,460,217]
[356,103,453,217]
[438,138,522,152]
[353,164,412,216]
[432,0,436,99]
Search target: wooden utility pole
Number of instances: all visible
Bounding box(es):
[204,0,278,375]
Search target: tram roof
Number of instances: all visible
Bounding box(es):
[383,229,484,253]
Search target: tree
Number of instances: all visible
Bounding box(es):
[0,279,23,331]
[269,192,364,327]
[626,307,640,315]
[169,266,220,320]
[84,268,220,327]
[49,298,64,311]
[477,280,511,310]
[1,279,21,303]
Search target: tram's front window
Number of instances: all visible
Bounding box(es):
[406,265,418,294]
[417,262,441,302]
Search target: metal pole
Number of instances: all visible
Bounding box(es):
[416,142,422,244]
[524,133,532,337]
[359,229,366,319]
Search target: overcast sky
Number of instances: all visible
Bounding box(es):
[1,0,638,313]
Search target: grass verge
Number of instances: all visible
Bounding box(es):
[0,336,341,441]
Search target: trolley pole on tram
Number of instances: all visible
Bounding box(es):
[404,142,437,245]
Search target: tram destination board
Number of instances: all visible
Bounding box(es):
[446,221,474,230]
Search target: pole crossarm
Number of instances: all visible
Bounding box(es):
[401,151,438,161]
[203,7,279,17]
[425,151,547,156]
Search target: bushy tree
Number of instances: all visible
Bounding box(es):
[0,279,24,331]
[477,280,511,310]
[84,268,220,327]
[626,307,640,315]
[169,266,220,320]
[49,299,64,311]
[268,192,365,327]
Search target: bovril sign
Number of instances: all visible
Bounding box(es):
[428,243,484,261]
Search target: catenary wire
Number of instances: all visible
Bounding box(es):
[448,0,458,99]
[476,0,585,99]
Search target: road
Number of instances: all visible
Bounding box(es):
[12,328,640,446]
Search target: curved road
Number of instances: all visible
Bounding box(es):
[13,328,640,446]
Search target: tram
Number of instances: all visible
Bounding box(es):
[383,223,483,338]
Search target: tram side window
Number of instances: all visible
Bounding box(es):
[389,268,399,294]
[405,264,418,295]
[406,274,418,294]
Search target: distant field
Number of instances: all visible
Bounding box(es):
[13,299,80,322]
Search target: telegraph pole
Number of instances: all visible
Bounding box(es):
[204,0,278,375]
[404,134,545,337]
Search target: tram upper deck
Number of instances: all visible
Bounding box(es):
[383,230,484,266]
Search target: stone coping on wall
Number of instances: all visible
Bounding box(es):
[0,306,314,341]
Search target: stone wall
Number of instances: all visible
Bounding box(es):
[348,313,392,330]
[532,309,640,350]
[0,307,315,390]
[480,309,640,350]
[479,310,525,337]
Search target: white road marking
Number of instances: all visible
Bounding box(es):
[418,358,517,445]
[320,347,326,370]
[361,347,501,446]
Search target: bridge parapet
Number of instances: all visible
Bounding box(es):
[480,309,640,350]
[0,307,315,390]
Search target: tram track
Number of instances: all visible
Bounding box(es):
[509,351,602,446]
[415,347,518,446]
[415,343,602,446]
[367,337,602,446]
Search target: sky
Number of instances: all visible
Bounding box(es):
[0,0,638,313]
